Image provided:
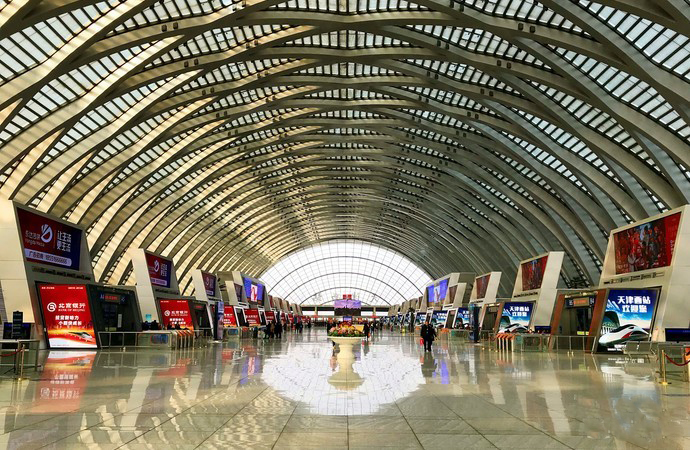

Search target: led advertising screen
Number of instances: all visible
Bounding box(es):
[145,252,173,289]
[475,274,490,299]
[597,289,658,352]
[18,208,83,271]
[159,299,194,329]
[521,255,549,291]
[498,302,534,331]
[427,279,449,304]
[334,299,362,316]
[202,272,217,298]
[613,212,681,275]
[242,277,264,303]
[414,311,427,325]
[38,284,97,349]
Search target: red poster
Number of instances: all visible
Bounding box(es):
[265,311,276,322]
[33,351,96,413]
[223,308,237,327]
[245,309,260,326]
[18,208,83,271]
[159,299,194,329]
[38,284,97,349]
[521,255,549,291]
[613,212,681,274]
[145,252,173,288]
[475,274,490,299]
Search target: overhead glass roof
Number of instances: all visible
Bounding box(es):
[261,240,431,305]
[0,0,688,297]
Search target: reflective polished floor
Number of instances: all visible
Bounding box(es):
[0,329,687,449]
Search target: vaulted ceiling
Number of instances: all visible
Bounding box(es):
[1,0,688,296]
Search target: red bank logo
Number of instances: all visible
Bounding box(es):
[41,224,53,243]
[47,302,57,313]
[164,310,170,316]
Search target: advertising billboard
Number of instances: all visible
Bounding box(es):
[430,310,448,327]
[223,307,237,327]
[38,284,97,349]
[498,302,534,331]
[265,310,276,322]
[455,308,470,328]
[613,212,681,275]
[475,274,490,299]
[427,279,449,304]
[18,208,83,271]
[245,309,261,326]
[242,277,264,303]
[145,252,173,289]
[597,289,658,352]
[202,272,217,298]
[334,299,362,316]
[521,255,549,291]
[159,299,194,329]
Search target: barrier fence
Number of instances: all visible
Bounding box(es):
[0,339,41,378]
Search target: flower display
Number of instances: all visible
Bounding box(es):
[328,324,365,337]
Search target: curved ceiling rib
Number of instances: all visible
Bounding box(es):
[0,0,688,298]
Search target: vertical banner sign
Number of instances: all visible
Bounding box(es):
[12,311,23,339]
[203,272,217,298]
[17,208,82,271]
[159,299,194,329]
[145,253,172,288]
[245,309,261,326]
[215,301,224,340]
[38,284,98,349]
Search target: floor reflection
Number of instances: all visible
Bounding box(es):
[0,330,684,449]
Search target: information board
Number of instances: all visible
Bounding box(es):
[145,253,173,289]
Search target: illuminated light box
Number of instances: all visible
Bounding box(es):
[18,208,83,271]
[38,284,97,349]
[159,299,194,329]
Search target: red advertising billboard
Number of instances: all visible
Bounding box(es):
[475,274,490,299]
[18,208,83,271]
[159,299,194,329]
[145,252,173,289]
[521,255,549,291]
[202,271,217,297]
[613,212,681,275]
[223,307,237,327]
[245,309,261,326]
[265,310,276,322]
[38,284,97,349]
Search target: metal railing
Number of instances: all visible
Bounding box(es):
[551,335,592,353]
[657,343,690,384]
[98,330,211,349]
[0,339,41,378]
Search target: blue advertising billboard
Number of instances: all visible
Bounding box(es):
[455,308,470,328]
[427,279,449,304]
[597,289,658,352]
[498,302,534,330]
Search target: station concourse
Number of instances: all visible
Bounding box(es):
[0,0,689,449]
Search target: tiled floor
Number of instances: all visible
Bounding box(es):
[0,329,687,449]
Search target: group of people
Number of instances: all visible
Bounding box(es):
[141,320,189,331]
[265,319,306,338]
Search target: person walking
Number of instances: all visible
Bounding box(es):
[363,322,370,341]
[420,319,436,352]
